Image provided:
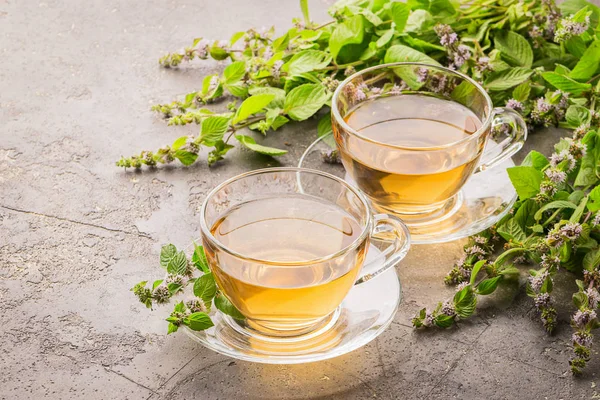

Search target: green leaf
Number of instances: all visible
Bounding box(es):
[152,280,163,290]
[249,87,286,108]
[376,29,394,48]
[494,31,533,68]
[192,243,210,273]
[233,94,275,124]
[476,276,501,295]
[207,140,234,166]
[284,50,332,76]
[167,251,188,275]
[317,113,336,148]
[521,151,549,171]
[223,61,246,84]
[160,244,178,270]
[200,116,231,146]
[405,10,434,33]
[300,0,310,24]
[514,199,540,232]
[484,67,533,91]
[570,196,588,223]
[434,314,455,328]
[470,260,486,285]
[283,83,329,121]
[214,293,245,320]
[507,166,543,200]
[390,2,410,32]
[573,291,588,310]
[384,44,440,65]
[453,286,477,318]
[172,136,188,151]
[542,72,591,96]
[570,41,600,81]
[566,105,591,128]
[575,151,599,187]
[534,201,577,221]
[329,15,366,62]
[512,82,531,102]
[167,282,182,295]
[497,218,527,242]
[451,81,478,108]
[584,248,600,271]
[167,322,179,334]
[174,150,198,166]
[193,273,217,302]
[210,42,229,60]
[186,312,214,331]
[235,135,288,156]
[587,187,600,212]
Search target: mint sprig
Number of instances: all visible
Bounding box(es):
[131,244,244,334]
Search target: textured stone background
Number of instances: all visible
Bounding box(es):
[1,0,599,399]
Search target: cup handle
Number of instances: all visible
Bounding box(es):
[474,107,528,174]
[354,214,411,285]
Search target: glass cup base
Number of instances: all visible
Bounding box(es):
[369,192,463,226]
[298,134,518,244]
[183,244,401,364]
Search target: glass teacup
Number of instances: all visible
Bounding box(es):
[332,62,527,224]
[200,167,410,337]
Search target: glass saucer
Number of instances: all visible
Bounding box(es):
[298,134,517,244]
[183,245,401,364]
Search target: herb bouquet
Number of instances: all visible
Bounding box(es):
[127,0,600,375]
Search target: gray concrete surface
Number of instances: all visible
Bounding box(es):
[1,1,599,399]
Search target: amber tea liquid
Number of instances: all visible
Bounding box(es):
[209,195,366,332]
[339,94,484,213]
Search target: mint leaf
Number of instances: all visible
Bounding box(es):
[566,105,591,128]
[588,187,600,212]
[570,196,589,223]
[223,61,246,84]
[174,150,198,166]
[534,201,577,221]
[470,260,486,285]
[192,243,210,273]
[542,72,591,96]
[376,29,394,48]
[167,251,188,275]
[514,199,540,233]
[484,67,533,91]
[384,44,440,65]
[160,244,178,270]
[283,83,329,121]
[574,151,598,187]
[476,276,501,295]
[235,135,288,156]
[584,248,600,271]
[329,15,366,63]
[453,286,477,318]
[497,218,527,242]
[317,113,336,148]
[284,50,332,76]
[512,82,531,102]
[249,87,286,108]
[167,322,179,334]
[390,2,410,33]
[186,312,214,331]
[207,140,234,166]
[405,9,433,33]
[233,94,275,124]
[494,31,533,68]
[521,150,549,171]
[507,166,543,200]
[570,41,600,81]
[300,0,310,24]
[193,273,217,302]
[214,292,245,320]
[200,116,231,146]
[171,136,188,151]
[434,314,455,328]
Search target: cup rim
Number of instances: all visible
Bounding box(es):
[331,61,494,151]
[199,167,373,266]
